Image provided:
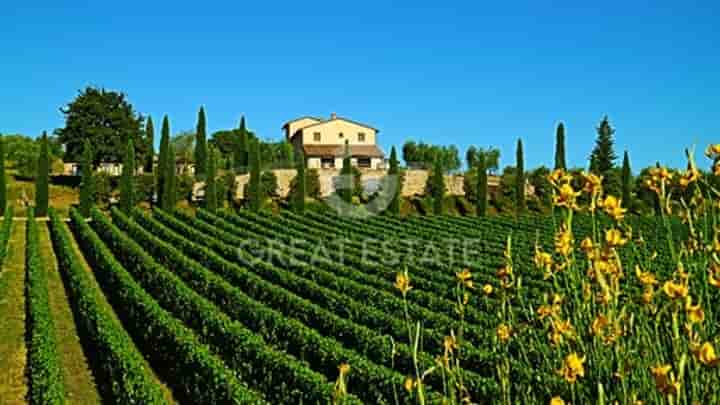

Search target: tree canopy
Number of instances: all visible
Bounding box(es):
[466,146,500,174]
[56,87,147,165]
[589,115,618,175]
[402,141,461,172]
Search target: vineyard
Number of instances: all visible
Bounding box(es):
[1,170,719,404]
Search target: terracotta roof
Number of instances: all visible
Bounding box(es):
[281,116,323,129]
[303,144,385,158]
[299,116,379,132]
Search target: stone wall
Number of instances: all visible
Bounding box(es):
[196,168,505,200]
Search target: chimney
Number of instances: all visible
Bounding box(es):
[330,112,337,120]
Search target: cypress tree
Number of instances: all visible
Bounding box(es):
[516,138,525,213]
[79,140,95,217]
[387,146,400,215]
[293,148,306,213]
[205,147,218,212]
[119,138,136,212]
[477,156,487,217]
[589,115,618,175]
[339,141,353,205]
[35,132,50,217]
[161,142,177,211]
[248,139,262,211]
[554,122,566,170]
[0,135,6,216]
[157,115,170,207]
[194,106,208,179]
[622,150,632,207]
[235,116,248,173]
[431,159,445,215]
[144,116,154,173]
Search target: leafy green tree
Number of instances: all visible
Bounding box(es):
[622,150,633,207]
[119,138,136,212]
[339,141,353,204]
[431,159,445,215]
[161,141,176,211]
[157,116,171,208]
[248,139,262,211]
[528,166,552,206]
[56,87,146,165]
[387,146,401,215]
[516,139,525,213]
[144,117,154,173]
[476,156,487,217]
[235,116,248,173]
[292,148,306,213]
[555,122,566,170]
[35,132,50,216]
[172,131,195,173]
[194,107,207,179]
[205,147,218,212]
[402,141,461,172]
[589,115,618,176]
[79,140,95,217]
[0,135,5,215]
[466,146,478,169]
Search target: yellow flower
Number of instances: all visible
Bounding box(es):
[338,363,350,375]
[642,287,654,305]
[695,342,720,367]
[403,376,415,392]
[550,397,565,405]
[456,269,474,289]
[714,162,720,177]
[600,195,627,221]
[679,168,700,188]
[662,280,688,300]
[557,352,585,384]
[443,334,458,354]
[534,248,554,271]
[554,224,574,257]
[394,271,412,296]
[582,172,603,195]
[685,297,705,323]
[650,167,673,181]
[496,324,512,343]
[537,304,555,320]
[482,284,493,295]
[580,237,594,255]
[591,314,609,337]
[635,266,658,286]
[553,183,581,209]
[605,228,627,247]
[548,169,572,186]
[650,364,680,396]
[705,143,720,158]
[709,271,720,288]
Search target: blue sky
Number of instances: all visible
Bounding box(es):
[1,1,718,171]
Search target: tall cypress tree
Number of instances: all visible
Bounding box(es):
[205,147,218,212]
[144,116,154,173]
[248,139,262,211]
[589,115,618,175]
[0,135,6,216]
[79,140,95,217]
[293,148,306,213]
[387,146,400,215]
[431,159,445,215]
[35,132,50,217]
[516,138,525,213]
[157,115,170,207]
[162,142,176,211]
[554,122,566,170]
[194,106,208,179]
[340,140,353,204]
[235,116,248,173]
[119,138,136,212]
[477,156,487,217]
[621,150,632,207]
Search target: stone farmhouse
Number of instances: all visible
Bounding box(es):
[283,113,385,170]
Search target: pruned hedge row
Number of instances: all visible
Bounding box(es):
[48,209,169,404]
[0,205,13,266]
[26,208,65,404]
[88,208,343,405]
[66,208,266,404]
[115,207,418,403]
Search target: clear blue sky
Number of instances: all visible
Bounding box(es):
[1,1,718,171]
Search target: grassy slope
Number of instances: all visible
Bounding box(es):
[0,222,28,404]
[38,222,101,404]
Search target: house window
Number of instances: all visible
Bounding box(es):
[339,132,344,139]
[313,132,321,142]
[358,132,366,142]
[358,157,371,168]
[321,157,335,168]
